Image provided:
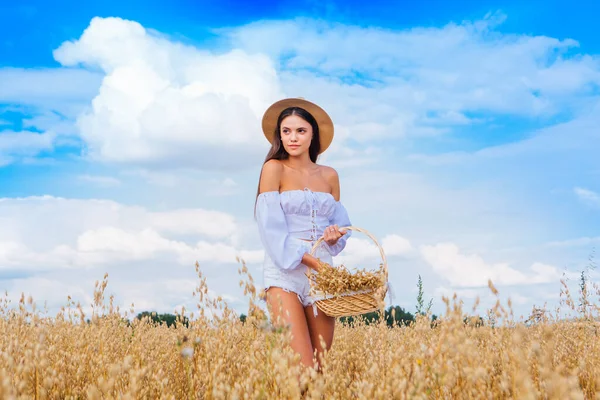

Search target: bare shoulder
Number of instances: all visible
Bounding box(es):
[316,164,336,179]
[259,159,284,193]
[263,159,284,173]
[318,164,341,200]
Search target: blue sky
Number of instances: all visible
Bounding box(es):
[1,0,599,320]
[3,0,600,67]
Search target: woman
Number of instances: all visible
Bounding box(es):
[255,97,352,371]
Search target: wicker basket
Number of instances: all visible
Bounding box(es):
[307,226,388,318]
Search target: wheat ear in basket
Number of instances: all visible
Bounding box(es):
[307,226,388,318]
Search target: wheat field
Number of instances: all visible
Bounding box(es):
[0,260,598,400]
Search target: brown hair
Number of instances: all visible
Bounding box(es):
[254,107,321,215]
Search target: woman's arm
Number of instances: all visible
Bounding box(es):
[322,166,352,255]
[259,159,283,193]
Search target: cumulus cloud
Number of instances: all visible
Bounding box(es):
[334,233,413,267]
[0,196,260,272]
[3,276,95,311]
[432,285,534,318]
[4,14,599,170]
[0,195,263,316]
[51,16,285,169]
[149,209,237,237]
[420,242,565,287]
[2,273,244,318]
[2,14,598,319]
[227,14,600,128]
[74,227,261,266]
[382,234,414,256]
[214,14,600,177]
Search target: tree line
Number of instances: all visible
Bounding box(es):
[135,274,438,328]
[134,305,429,328]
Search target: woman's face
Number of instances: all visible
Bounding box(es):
[280,114,313,157]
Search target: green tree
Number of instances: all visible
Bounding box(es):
[136,311,189,328]
[339,275,439,328]
[385,305,417,327]
[339,305,416,327]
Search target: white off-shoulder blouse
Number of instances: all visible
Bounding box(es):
[255,188,352,270]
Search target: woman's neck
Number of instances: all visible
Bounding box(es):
[285,154,315,173]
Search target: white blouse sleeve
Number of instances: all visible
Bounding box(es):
[323,201,352,256]
[255,192,311,271]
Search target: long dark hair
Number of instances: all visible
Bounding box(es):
[254,107,321,213]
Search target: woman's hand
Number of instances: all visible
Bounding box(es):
[302,253,322,271]
[323,224,347,247]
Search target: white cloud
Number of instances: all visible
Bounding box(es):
[227,14,600,123]
[0,130,55,160]
[433,285,533,317]
[109,279,201,314]
[77,227,186,260]
[2,14,598,321]
[434,286,491,301]
[0,194,267,320]
[209,178,240,197]
[0,206,263,317]
[382,234,414,255]
[414,101,600,166]
[215,15,600,180]
[0,67,100,166]
[51,16,285,169]
[575,187,600,208]
[74,227,261,266]
[0,67,102,106]
[5,14,598,171]
[0,196,259,272]
[4,276,94,312]
[3,272,246,318]
[420,242,565,287]
[78,174,121,187]
[119,169,244,199]
[339,169,544,253]
[149,209,237,237]
[24,112,80,137]
[334,234,413,268]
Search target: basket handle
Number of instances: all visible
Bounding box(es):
[307,226,388,288]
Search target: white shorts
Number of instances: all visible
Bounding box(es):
[262,240,332,314]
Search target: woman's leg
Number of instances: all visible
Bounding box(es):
[304,306,335,371]
[265,287,315,369]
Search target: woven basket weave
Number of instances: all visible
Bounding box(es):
[307,226,388,318]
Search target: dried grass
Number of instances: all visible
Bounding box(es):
[0,260,599,399]
[308,261,386,296]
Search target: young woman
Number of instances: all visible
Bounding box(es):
[255,97,352,371]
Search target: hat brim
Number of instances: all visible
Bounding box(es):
[261,98,334,154]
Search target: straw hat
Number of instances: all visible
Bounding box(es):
[261,97,334,154]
